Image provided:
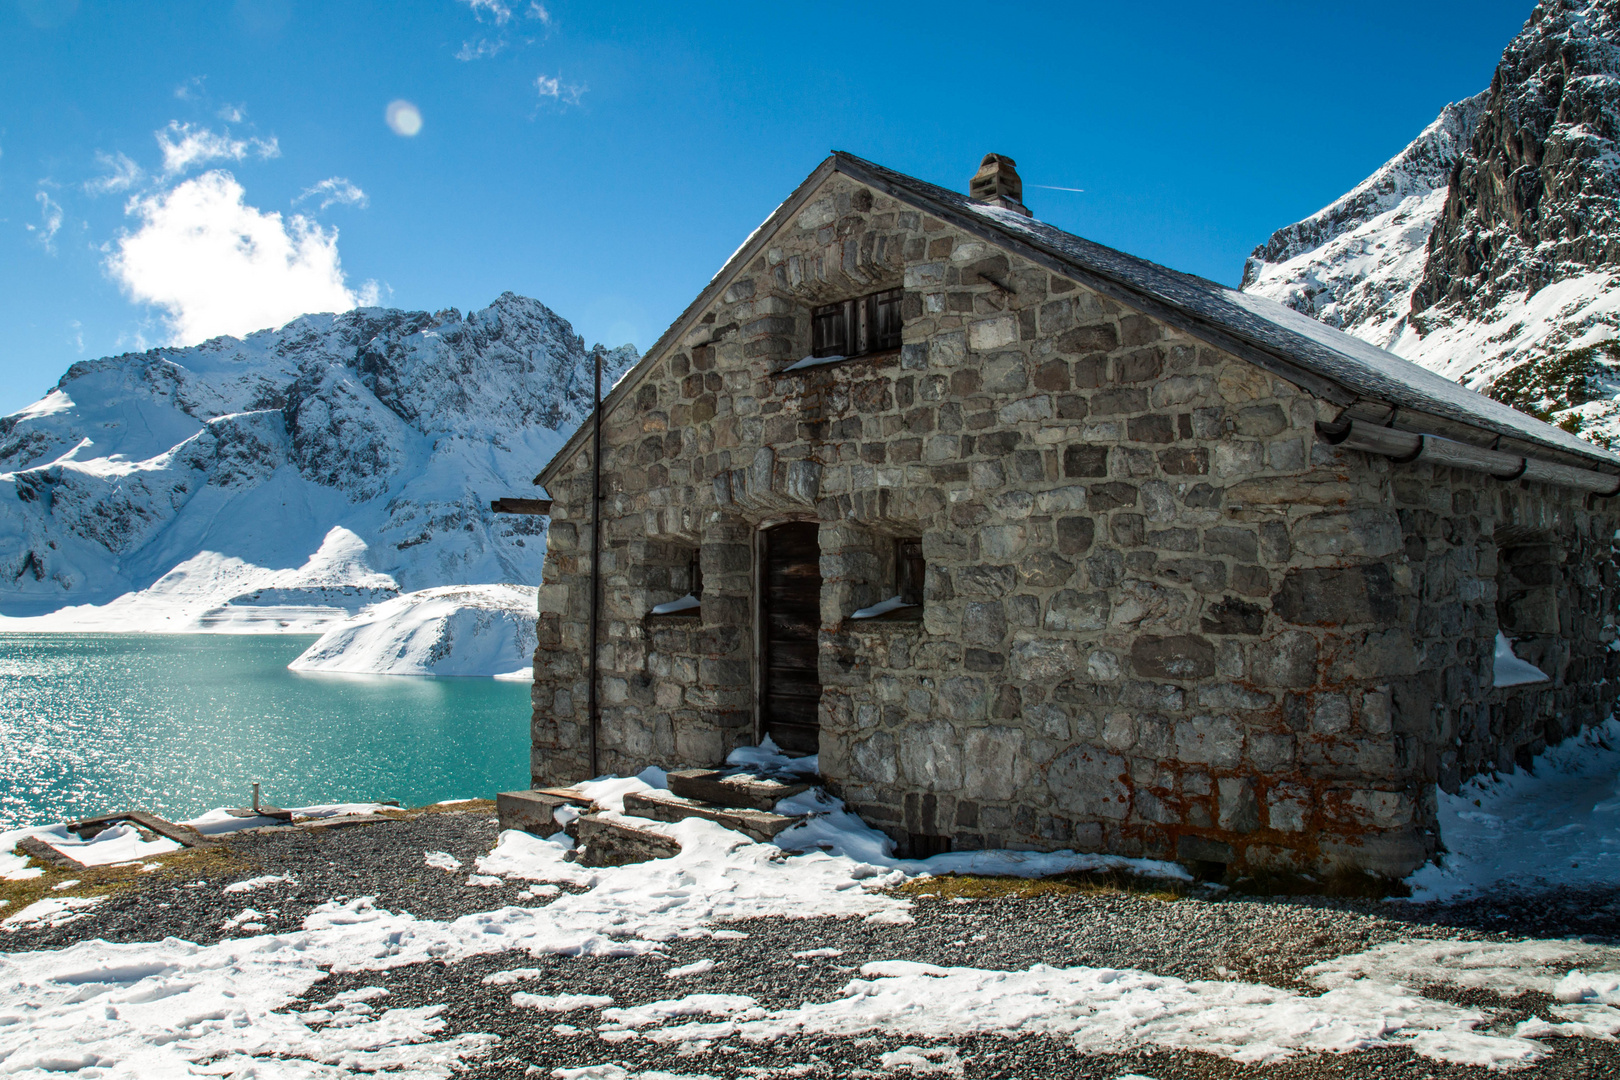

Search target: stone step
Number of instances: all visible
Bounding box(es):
[497,790,587,837]
[665,768,811,812]
[621,790,804,842]
[571,814,681,867]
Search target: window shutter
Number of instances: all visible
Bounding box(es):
[896,537,925,605]
[811,302,848,358]
[872,289,902,352]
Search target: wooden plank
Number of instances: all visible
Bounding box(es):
[490,497,553,515]
[16,836,84,870]
[762,522,822,754]
[123,811,213,848]
[66,810,212,848]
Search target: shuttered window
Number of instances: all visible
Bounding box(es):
[811,288,903,359]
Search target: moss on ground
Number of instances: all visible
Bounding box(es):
[0,843,258,917]
[892,870,1188,903]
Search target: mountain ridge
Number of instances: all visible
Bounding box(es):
[1242,0,1620,444]
[0,293,636,630]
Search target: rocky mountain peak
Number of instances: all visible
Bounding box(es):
[1243,0,1620,445]
[1414,0,1620,318]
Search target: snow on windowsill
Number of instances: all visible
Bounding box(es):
[780,348,900,374]
[1494,632,1550,688]
[648,594,700,616]
[849,595,921,621]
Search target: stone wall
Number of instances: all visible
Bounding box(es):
[531,172,1620,877]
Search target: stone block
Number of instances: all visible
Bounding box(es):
[1129,634,1215,679]
[1273,565,1398,627]
[1292,510,1401,560]
[1174,716,1242,768]
[497,790,587,838]
[1047,746,1130,820]
[573,815,681,867]
[622,790,803,842]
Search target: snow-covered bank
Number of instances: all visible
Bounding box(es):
[1407,717,1620,901]
[0,803,393,883]
[287,584,538,677]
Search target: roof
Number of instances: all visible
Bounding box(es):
[538,152,1620,488]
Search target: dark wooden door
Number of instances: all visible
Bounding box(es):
[762,522,822,754]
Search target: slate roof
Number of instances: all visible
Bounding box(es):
[538,152,1620,487]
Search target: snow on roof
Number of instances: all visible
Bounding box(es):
[833,153,1620,469]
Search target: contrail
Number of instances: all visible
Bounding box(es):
[1031,184,1085,193]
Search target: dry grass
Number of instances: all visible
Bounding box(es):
[0,844,258,918]
[892,870,1188,903]
[396,799,497,817]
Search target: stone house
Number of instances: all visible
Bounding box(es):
[528,152,1620,877]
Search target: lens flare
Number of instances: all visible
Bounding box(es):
[385,100,423,137]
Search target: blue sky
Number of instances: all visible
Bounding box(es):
[1,0,1533,416]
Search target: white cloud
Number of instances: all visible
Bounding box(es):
[535,73,584,105]
[106,169,375,345]
[156,121,279,176]
[457,0,512,23]
[385,101,423,137]
[296,177,368,210]
[455,36,506,60]
[27,190,64,253]
[84,151,144,196]
[526,2,550,24]
[217,103,247,123]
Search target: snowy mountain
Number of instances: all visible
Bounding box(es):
[1244,0,1620,445]
[0,294,635,632]
[1240,92,1489,350]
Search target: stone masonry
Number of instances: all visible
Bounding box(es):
[531,164,1620,878]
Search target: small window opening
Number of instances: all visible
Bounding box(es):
[849,537,925,621]
[648,547,702,618]
[1496,538,1559,637]
[811,288,902,359]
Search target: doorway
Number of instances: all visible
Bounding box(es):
[760,521,822,754]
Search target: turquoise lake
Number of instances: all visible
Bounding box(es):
[0,634,532,830]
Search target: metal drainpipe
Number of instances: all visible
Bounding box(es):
[587,349,602,778]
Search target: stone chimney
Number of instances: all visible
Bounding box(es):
[969,153,1031,217]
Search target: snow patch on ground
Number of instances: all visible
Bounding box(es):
[1408,717,1620,900]
[287,583,538,677]
[617,958,1551,1068]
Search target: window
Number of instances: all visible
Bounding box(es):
[849,536,925,622]
[647,548,702,618]
[811,288,903,359]
[1495,529,1559,637]
[895,538,925,606]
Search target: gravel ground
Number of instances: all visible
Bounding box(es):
[7,808,1620,1079]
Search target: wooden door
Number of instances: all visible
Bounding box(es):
[761,522,822,753]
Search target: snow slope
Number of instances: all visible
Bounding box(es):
[0,294,635,633]
[1243,0,1620,445]
[288,583,539,677]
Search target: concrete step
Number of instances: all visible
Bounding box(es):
[621,790,804,842]
[571,814,681,867]
[665,768,811,812]
[497,790,589,837]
